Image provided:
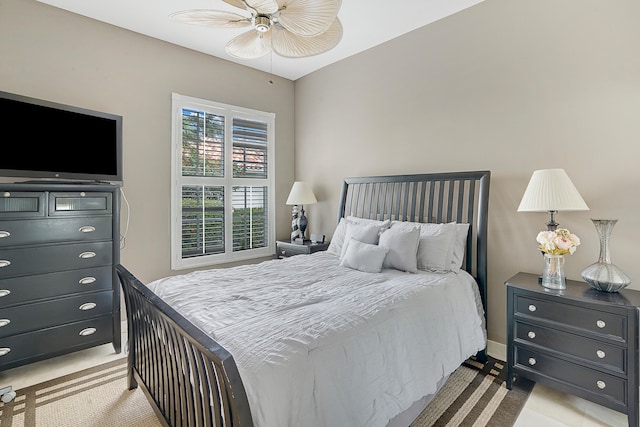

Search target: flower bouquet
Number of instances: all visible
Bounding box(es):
[535,228,580,289]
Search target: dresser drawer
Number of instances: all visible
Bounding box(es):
[0,266,112,308]
[0,216,112,248]
[0,315,113,370]
[0,191,46,219]
[0,242,112,278]
[515,346,627,405]
[516,295,626,340]
[49,192,113,216]
[0,290,113,338]
[515,321,626,374]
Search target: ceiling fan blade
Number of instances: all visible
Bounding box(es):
[245,0,279,14]
[169,10,251,28]
[272,17,342,58]
[226,29,272,59]
[277,0,341,37]
[223,0,250,11]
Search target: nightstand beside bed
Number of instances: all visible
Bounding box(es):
[506,272,640,427]
[276,240,329,258]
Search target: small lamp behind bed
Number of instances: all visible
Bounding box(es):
[286,181,317,242]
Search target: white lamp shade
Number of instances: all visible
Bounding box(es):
[286,181,317,205]
[518,169,589,212]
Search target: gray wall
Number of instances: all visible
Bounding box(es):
[0,0,296,282]
[294,0,640,345]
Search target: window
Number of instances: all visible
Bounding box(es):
[171,93,275,270]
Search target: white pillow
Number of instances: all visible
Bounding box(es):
[450,223,470,272]
[327,216,390,256]
[339,238,389,273]
[339,221,384,260]
[390,221,457,272]
[379,226,420,273]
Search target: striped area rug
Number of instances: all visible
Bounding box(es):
[412,356,534,426]
[0,356,532,427]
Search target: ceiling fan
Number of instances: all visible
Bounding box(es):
[170,0,343,59]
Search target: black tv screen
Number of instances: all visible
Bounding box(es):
[0,91,122,183]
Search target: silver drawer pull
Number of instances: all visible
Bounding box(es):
[0,290,10,298]
[79,303,96,311]
[79,226,96,233]
[527,331,536,339]
[596,320,606,329]
[0,260,10,268]
[596,350,606,359]
[596,380,606,389]
[79,327,96,336]
[528,357,537,366]
[528,304,537,312]
[2,192,9,198]
[0,319,10,328]
[79,252,96,259]
[79,277,96,285]
[0,231,10,238]
[0,348,10,357]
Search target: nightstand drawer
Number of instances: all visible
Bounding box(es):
[515,295,626,340]
[278,244,309,257]
[515,321,626,374]
[515,346,626,405]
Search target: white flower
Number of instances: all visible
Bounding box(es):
[536,228,580,255]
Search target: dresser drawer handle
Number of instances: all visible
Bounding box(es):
[527,331,536,339]
[79,303,96,311]
[281,250,286,255]
[0,260,10,268]
[596,320,606,329]
[79,277,96,285]
[79,226,96,233]
[596,350,606,359]
[0,231,10,238]
[0,290,10,298]
[79,252,96,259]
[2,192,10,198]
[0,319,10,328]
[0,348,10,357]
[79,327,96,336]
[596,380,606,389]
[528,357,537,366]
[528,304,537,312]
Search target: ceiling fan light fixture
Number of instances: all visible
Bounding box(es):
[254,15,271,32]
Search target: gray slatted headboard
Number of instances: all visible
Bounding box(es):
[337,171,491,325]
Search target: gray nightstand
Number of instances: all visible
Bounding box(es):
[276,240,329,258]
[506,272,640,427]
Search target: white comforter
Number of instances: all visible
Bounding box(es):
[148,252,486,427]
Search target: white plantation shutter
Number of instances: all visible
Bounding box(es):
[171,94,275,269]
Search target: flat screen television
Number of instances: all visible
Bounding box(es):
[0,90,123,183]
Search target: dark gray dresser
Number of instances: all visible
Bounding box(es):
[0,182,121,371]
[506,272,639,427]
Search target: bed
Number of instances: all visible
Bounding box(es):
[116,170,491,427]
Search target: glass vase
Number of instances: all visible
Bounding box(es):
[581,219,631,292]
[542,253,566,290]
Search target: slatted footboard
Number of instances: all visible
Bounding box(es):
[116,265,253,427]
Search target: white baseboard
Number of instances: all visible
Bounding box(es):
[486,340,506,361]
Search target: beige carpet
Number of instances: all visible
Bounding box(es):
[0,356,531,427]
[0,359,161,427]
[412,357,534,427]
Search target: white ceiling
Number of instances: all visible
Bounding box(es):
[36,0,485,81]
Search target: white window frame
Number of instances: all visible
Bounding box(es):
[171,93,276,270]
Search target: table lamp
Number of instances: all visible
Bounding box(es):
[518,169,589,230]
[286,181,317,242]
